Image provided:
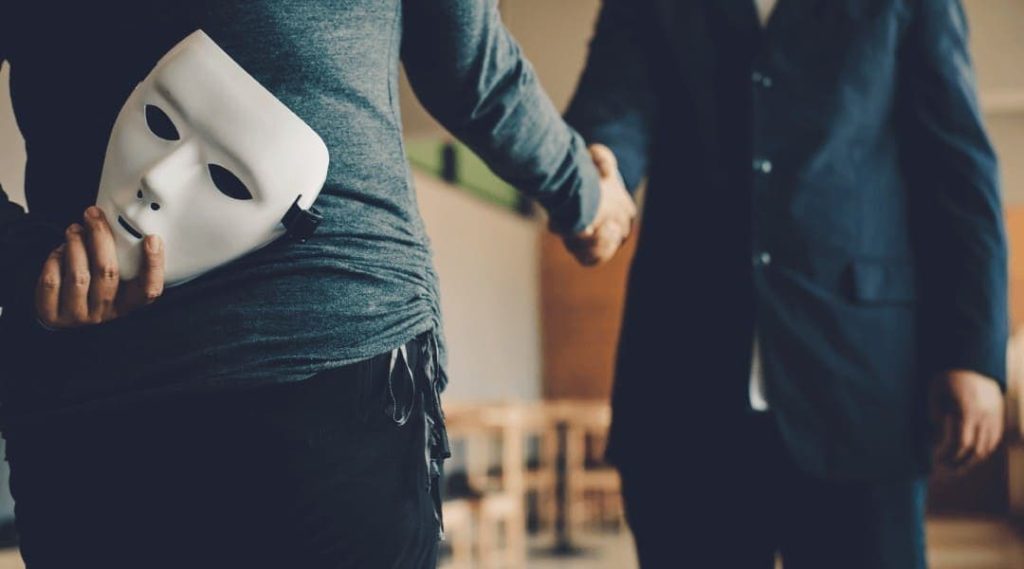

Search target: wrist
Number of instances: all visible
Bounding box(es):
[544,137,602,235]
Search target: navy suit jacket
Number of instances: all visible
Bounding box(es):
[566,0,1007,479]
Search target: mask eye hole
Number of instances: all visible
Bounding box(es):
[145,104,180,141]
[209,164,253,201]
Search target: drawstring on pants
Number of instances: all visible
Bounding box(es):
[385,331,451,540]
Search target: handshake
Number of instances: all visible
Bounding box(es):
[562,144,638,267]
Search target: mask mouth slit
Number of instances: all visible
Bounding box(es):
[117,216,144,240]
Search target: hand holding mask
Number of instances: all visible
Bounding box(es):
[97,30,330,286]
[36,30,330,330]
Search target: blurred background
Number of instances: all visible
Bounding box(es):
[2,1,1024,567]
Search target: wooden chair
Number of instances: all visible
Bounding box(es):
[579,427,623,531]
[475,405,528,568]
[444,403,529,568]
[438,498,474,569]
[518,403,560,535]
[558,401,624,534]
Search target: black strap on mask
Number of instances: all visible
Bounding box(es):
[281,195,323,242]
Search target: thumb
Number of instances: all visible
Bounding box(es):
[589,144,619,179]
[117,235,165,313]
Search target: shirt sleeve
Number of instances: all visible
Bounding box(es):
[0,186,64,313]
[565,0,657,192]
[401,0,601,234]
[901,0,1009,387]
[0,36,65,312]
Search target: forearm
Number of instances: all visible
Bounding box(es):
[920,249,1008,386]
[904,0,1008,386]
[0,56,63,309]
[917,208,1008,387]
[401,0,600,234]
[912,105,1006,385]
[0,184,63,309]
[564,0,656,192]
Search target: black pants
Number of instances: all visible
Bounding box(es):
[4,337,447,569]
[619,412,927,569]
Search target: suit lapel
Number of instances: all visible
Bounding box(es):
[716,0,761,36]
[763,0,848,44]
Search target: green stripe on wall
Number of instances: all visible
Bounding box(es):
[406,140,521,211]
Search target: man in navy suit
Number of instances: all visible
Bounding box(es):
[567,0,1008,567]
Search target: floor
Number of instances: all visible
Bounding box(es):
[927,517,1024,569]
[0,516,1018,568]
[528,516,1024,569]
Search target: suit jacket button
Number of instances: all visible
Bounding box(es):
[752,71,773,88]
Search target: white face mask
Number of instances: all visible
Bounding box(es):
[96,30,329,286]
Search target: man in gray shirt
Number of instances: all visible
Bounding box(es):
[0,1,635,566]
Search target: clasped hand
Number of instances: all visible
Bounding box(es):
[563,144,637,267]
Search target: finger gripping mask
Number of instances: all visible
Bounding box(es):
[96,30,330,286]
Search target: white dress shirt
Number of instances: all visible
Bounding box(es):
[754,0,779,26]
[748,0,778,412]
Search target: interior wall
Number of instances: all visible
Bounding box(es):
[966,0,1024,96]
[413,170,543,403]
[0,62,26,208]
[541,228,637,401]
[0,61,23,522]
[1006,208,1024,326]
[499,0,601,110]
[966,0,1024,209]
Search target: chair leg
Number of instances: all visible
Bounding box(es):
[478,510,494,568]
[508,507,527,568]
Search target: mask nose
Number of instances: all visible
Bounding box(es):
[139,142,198,211]
[135,187,163,211]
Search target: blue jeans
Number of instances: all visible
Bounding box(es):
[619,412,928,569]
[4,335,447,569]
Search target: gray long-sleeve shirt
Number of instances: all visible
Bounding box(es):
[0,1,599,418]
